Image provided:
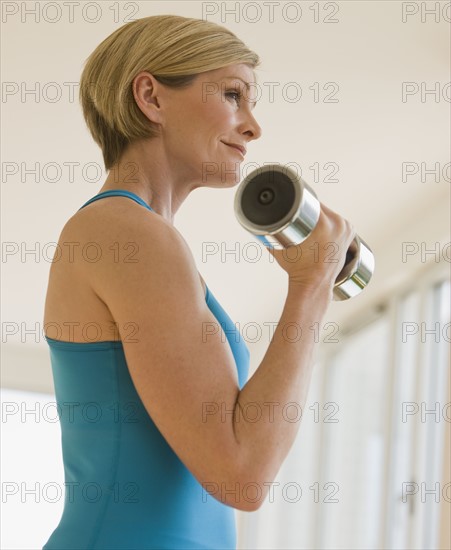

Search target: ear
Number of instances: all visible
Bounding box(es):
[132,71,165,125]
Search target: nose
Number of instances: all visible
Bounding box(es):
[242,110,262,142]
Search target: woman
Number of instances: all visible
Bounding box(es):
[43,14,355,549]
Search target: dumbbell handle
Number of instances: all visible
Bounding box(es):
[234,165,375,301]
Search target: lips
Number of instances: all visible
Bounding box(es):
[221,142,246,157]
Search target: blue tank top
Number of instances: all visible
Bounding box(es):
[43,190,250,549]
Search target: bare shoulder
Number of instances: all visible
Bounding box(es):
[44,196,193,342]
[60,196,205,318]
[64,195,177,241]
[60,196,192,273]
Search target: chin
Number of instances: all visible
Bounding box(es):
[220,170,242,187]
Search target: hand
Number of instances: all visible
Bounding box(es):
[267,202,356,293]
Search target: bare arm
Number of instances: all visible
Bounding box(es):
[78,200,353,513]
[227,202,355,510]
[228,282,331,508]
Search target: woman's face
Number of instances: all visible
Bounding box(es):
[157,63,262,187]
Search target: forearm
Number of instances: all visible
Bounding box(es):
[233,281,332,491]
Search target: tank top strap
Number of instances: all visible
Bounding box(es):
[78,190,154,212]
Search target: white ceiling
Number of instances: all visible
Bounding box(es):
[2,2,450,367]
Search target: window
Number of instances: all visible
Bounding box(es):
[237,262,450,550]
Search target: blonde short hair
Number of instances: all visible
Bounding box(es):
[79,15,261,171]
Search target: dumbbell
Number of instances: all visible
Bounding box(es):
[234,164,375,301]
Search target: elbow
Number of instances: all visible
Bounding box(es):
[220,491,264,513]
[202,445,270,511]
[223,462,269,512]
[235,474,268,512]
[236,499,265,513]
[201,470,267,512]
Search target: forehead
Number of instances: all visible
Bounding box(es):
[203,63,257,85]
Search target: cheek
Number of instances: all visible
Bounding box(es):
[170,96,235,151]
[204,96,235,129]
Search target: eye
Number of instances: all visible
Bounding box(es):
[225,89,242,104]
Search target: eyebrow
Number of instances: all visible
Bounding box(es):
[223,76,258,109]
